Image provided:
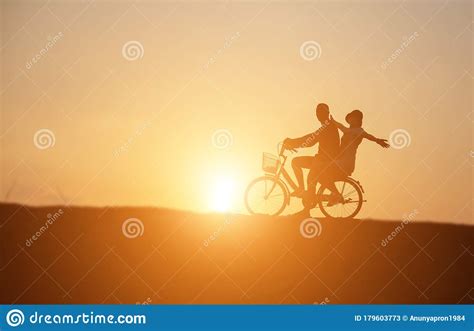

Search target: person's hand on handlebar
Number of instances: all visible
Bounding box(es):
[283,138,298,153]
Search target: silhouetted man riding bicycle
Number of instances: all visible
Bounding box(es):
[283,103,340,201]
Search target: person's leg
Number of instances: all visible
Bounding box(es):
[318,159,339,194]
[308,157,333,194]
[310,160,343,205]
[291,156,314,194]
[299,160,322,216]
[323,165,345,206]
[325,181,338,195]
[307,163,321,194]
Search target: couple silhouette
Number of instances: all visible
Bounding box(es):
[283,103,389,209]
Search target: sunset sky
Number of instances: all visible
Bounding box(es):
[1,0,472,223]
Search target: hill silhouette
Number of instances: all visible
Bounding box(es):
[0,203,472,304]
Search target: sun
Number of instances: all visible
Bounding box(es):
[209,176,236,212]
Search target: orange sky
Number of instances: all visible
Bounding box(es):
[1,0,472,223]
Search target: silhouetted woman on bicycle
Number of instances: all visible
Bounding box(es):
[324,110,389,205]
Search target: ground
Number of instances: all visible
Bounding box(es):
[1,203,472,304]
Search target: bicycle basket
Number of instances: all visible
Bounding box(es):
[262,153,280,174]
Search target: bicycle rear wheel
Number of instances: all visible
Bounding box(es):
[318,178,363,219]
[245,176,288,216]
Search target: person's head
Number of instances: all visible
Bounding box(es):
[345,110,363,128]
[315,103,330,123]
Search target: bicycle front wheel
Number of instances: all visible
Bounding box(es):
[245,176,288,216]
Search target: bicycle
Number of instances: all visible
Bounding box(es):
[244,143,366,219]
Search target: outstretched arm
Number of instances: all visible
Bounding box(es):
[363,131,390,148]
[284,131,320,149]
[330,115,349,133]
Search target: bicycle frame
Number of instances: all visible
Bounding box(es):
[261,148,294,201]
[266,151,330,207]
[279,164,331,202]
[274,148,298,191]
[251,143,366,218]
[271,146,362,204]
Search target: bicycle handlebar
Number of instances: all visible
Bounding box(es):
[279,142,297,157]
[279,143,286,157]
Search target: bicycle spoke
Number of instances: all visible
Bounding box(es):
[319,179,363,219]
[342,200,360,204]
[246,177,286,216]
[342,201,354,216]
[340,181,346,196]
[267,193,284,198]
[343,189,356,198]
